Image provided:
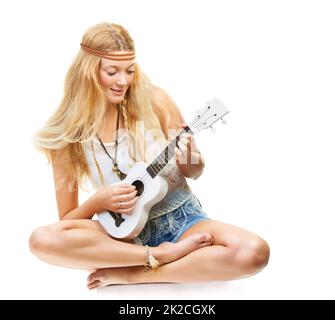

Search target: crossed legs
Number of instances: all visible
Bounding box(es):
[29,219,270,289]
[87,220,270,288]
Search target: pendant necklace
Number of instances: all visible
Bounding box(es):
[96,107,127,181]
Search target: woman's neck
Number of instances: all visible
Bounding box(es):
[105,102,118,117]
[98,104,124,142]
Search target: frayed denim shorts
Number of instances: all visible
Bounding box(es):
[135,193,211,247]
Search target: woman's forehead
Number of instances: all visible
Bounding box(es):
[100,57,135,68]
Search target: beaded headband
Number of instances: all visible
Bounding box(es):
[80,43,135,61]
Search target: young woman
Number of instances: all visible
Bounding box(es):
[29,22,270,289]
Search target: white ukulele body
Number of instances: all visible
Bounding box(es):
[97,162,168,239]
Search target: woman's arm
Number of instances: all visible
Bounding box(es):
[153,87,205,180]
[52,149,100,220]
[51,149,137,220]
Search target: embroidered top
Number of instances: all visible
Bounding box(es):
[82,131,192,219]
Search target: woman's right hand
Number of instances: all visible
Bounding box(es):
[95,184,138,215]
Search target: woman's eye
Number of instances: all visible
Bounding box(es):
[106,71,134,76]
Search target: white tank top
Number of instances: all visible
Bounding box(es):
[82,132,192,218]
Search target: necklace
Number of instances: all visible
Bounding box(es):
[96,107,127,181]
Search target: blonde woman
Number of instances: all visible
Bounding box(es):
[29,23,270,289]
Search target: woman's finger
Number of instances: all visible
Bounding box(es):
[175,145,188,164]
[115,196,138,210]
[175,146,181,161]
[114,185,136,195]
[116,190,138,202]
[124,196,138,208]
[178,143,188,155]
[118,205,136,215]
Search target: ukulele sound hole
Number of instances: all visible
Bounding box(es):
[132,180,144,197]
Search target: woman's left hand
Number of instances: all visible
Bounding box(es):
[175,124,202,167]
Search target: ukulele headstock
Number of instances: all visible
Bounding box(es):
[188,98,229,134]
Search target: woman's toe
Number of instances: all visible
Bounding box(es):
[197,233,212,243]
[87,269,104,284]
[87,271,96,283]
[87,279,101,290]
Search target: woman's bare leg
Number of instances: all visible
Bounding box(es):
[87,220,270,288]
[29,219,213,270]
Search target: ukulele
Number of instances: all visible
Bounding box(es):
[97,98,229,239]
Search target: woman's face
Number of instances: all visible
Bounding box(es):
[99,56,135,104]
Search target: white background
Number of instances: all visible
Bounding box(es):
[0,0,334,299]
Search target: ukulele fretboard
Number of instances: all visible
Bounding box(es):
[146,126,192,178]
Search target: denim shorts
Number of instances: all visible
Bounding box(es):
[135,193,211,247]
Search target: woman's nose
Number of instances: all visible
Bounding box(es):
[116,72,127,86]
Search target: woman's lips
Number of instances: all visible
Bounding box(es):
[110,88,124,96]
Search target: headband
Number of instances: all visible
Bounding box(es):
[80,43,135,61]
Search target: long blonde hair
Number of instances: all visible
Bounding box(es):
[34,23,168,189]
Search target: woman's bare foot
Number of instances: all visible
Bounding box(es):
[87,267,133,289]
[153,233,213,265]
[87,232,213,289]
